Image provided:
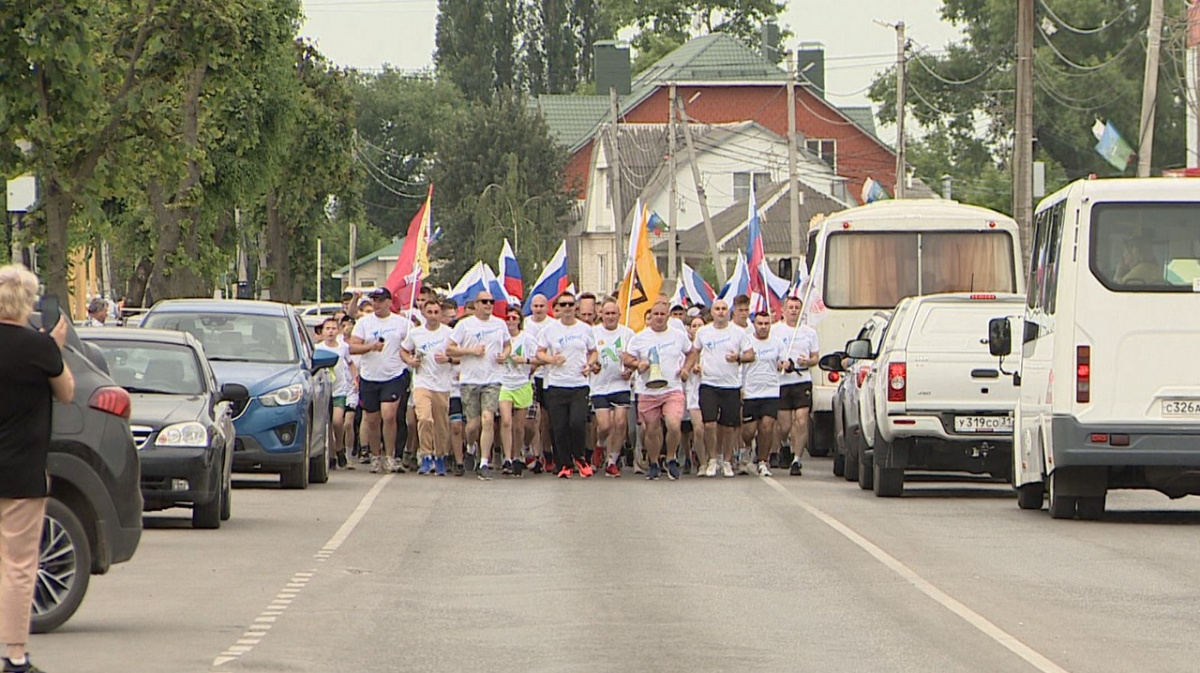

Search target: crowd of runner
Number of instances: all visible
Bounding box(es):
[313,285,819,481]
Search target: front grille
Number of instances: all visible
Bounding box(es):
[130,425,154,450]
[230,398,250,421]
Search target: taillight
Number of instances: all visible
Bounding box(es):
[828,371,841,383]
[887,362,906,402]
[89,386,132,419]
[1076,345,1090,403]
[856,368,868,387]
[969,294,996,300]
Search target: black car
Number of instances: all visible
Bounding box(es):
[29,307,143,633]
[79,328,249,529]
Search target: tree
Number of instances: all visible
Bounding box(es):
[603,0,788,71]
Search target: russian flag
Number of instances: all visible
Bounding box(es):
[498,238,523,304]
[669,278,687,308]
[745,183,771,315]
[479,263,509,318]
[449,262,508,318]
[756,256,791,319]
[680,262,716,307]
[524,241,570,315]
[719,251,751,303]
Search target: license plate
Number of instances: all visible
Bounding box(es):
[1162,400,1200,416]
[954,415,1013,433]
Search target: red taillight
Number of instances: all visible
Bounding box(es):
[969,294,996,300]
[828,371,841,383]
[89,386,132,420]
[887,362,906,402]
[856,368,868,387]
[1076,345,1090,404]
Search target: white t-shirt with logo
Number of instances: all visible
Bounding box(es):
[401,324,456,394]
[524,316,554,380]
[694,323,752,389]
[537,320,596,389]
[684,373,701,410]
[451,315,511,386]
[743,334,788,400]
[316,341,353,397]
[591,324,635,396]
[625,327,693,395]
[772,321,820,385]
[501,332,537,391]
[351,312,410,382]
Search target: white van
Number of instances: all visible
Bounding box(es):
[989,177,1200,519]
[801,200,1025,456]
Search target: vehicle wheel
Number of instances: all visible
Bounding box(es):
[308,413,330,484]
[219,472,232,521]
[1016,482,1044,510]
[1047,471,1077,520]
[1077,495,1106,521]
[873,464,904,497]
[281,428,311,490]
[30,498,92,634]
[844,430,861,482]
[192,488,221,530]
[858,449,874,490]
[832,452,845,477]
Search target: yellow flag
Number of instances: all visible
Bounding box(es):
[617,203,663,331]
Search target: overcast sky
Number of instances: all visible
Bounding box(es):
[298,0,965,140]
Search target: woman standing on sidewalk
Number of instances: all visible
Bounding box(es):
[0,264,75,673]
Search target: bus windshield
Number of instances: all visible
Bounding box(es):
[824,231,1016,308]
[1090,202,1200,292]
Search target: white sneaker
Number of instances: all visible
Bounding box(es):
[757,462,772,477]
[369,456,382,474]
[737,459,753,475]
[384,456,397,473]
[704,459,719,478]
[721,460,735,478]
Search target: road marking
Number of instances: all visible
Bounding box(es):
[762,478,1070,673]
[210,474,394,669]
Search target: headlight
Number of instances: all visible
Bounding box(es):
[260,383,304,406]
[154,422,210,448]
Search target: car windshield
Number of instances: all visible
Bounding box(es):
[1090,202,1200,292]
[88,341,205,395]
[142,312,297,363]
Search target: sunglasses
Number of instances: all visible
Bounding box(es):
[477,299,494,305]
[557,302,575,308]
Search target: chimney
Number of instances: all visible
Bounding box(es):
[761,18,780,62]
[594,41,631,96]
[796,42,826,98]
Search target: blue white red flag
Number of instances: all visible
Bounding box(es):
[524,241,571,315]
[680,262,715,307]
[719,251,751,304]
[498,239,523,304]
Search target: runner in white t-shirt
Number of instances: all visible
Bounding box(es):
[693,298,755,478]
[535,292,598,479]
[772,295,820,476]
[447,291,511,479]
[400,300,456,476]
[440,299,467,476]
[316,318,356,470]
[498,307,536,476]
[522,293,554,472]
[590,298,635,477]
[349,287,411,474]
[683,313,707,475]
[742,312,789,477]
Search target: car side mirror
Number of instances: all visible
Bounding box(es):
[988,317,1012,357]
[220,383,250,402]
[818,352,848,372]
[312,349,338,372]
[845,338,872,360]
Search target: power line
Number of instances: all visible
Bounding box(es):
[1036,20,1144,72]
[1037,0,1136,35]
[909,48,997,86]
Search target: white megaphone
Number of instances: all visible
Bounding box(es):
[645,345,669,389]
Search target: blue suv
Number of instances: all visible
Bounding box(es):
[142,300,336,489]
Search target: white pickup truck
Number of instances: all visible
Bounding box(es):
[848,293,1025,497]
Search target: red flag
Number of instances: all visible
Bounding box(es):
[384,185,433,311]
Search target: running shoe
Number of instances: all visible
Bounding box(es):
[545,460,557,474]
[557,466,573,479]
[453,462,466,477]
[768,453,780,469]
[737,457,753,475]
[721,460,735,478]
[604,463,621,478]
[336,450,348,468]
[591,446,605,468]
[575,459,594,478]
[501,460,514,476]
[3,657,45,673]
[789,460,803,476]
[417,455,433,475]
[512,459,525,477]
[666,460,681,481]
[434,456,447,476]
[528,457,544,474]
[758,462,772,478]
[704,459,719,478]
[477,463,494,480]
[369,456,382,474]
[646,463,661,480]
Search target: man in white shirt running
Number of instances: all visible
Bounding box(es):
[693,299,755,478]
[523,294,554,472]
[349,287,411,474]
[590,297,635,477]
[401,300,456,476]
[536,292,598,478]
[742,312,789,477]
[447,290,511,480]
[772,296,820,476]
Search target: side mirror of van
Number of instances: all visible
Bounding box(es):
[818,353,848,373]
[845,338,873,360]
[988,318,1012,357]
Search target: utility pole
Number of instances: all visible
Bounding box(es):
[609,86,625,280]
[1137,0,1165,177]
[894,21,908,199]
[668,83,678,285]
[787,50,803,268]
[677,98,725,285]
[348,221,358,289]
[1014,0,1035,259]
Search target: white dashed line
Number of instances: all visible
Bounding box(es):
[210,474,394,669]
[762,477,1070,673]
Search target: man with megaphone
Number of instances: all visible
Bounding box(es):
[622,298,698,481]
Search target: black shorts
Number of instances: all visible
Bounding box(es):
[591,391,632,410]
[779,382,813,411]
[533,377,545,405]
[742,397,779,422]
[681,417,693,433]
[449,397,464,422]
[359,372,410,413]
[699,385,741,427]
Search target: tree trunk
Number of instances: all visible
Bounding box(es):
[41,176,73,307]
[264,188,298,303]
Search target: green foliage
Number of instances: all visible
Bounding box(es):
[605,0,788,69]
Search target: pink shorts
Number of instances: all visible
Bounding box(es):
[637,390,685,425]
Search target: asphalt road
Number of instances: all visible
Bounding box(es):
[29,458,1200,673]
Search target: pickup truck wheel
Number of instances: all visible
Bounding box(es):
[1016,482,1044,510]
[873,464,904,497]
[858,449,874,490]
[844,432,860,481]
[192,488,221,530]
[30,498,92,634]
[1047,472,1077,519]
[832,452,845,477]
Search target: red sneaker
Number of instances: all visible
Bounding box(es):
[545,460,557,474]
[575,459,594,478]
[557,466,573,479]
[604,463,621,478]
[590,447,605,468]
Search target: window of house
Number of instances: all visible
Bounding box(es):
[806,139,837,172]
[733,172,772,202]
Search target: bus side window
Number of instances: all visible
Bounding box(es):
[1042,202,1066,314]
[1028,208,1051,312]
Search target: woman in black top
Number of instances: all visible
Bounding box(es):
[0,264,74,673]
